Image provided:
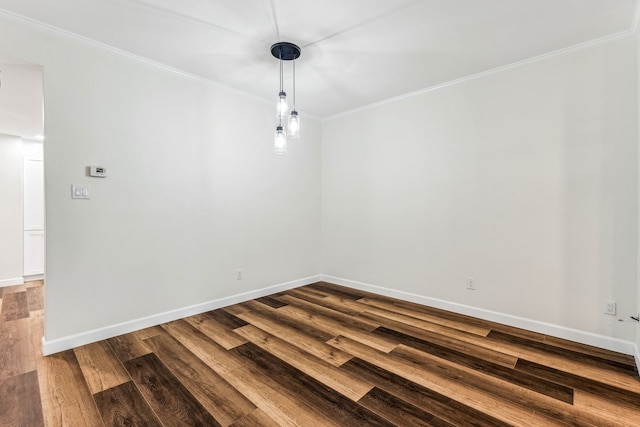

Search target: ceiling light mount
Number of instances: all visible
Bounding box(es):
[270,42,301,61]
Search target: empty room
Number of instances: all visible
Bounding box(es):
[1,1,640,426]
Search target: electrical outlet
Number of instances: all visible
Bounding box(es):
[236,269,243,280]
[466,277,476,290]
[604,300,616,315]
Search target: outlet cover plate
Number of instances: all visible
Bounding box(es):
[466,277,476,290]
[604,300,616,315]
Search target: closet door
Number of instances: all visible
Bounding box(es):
[24,156,44,276]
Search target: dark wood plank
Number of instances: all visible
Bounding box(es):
[231,342,395,427]
[234,324,374,401]
[107,330,154,362]
[233,301,353,366]
[392,344,606,427]
[488,330,638,376]
[124,353,218,426]
[373,326,574,404]
[359,386,455,427]
[204,308,249,329]
[144,330,256,426]
[358,310,518,368]
[287,284,331,299]
[543,335,637,368]
[343,357,511,427]
[241,299,335,341]
[307,281,371,300]
[327,334,563,426]
[0,370,44,427]
[161,319,344,426]
[93,381,163,427]
[255,296,288,309]
[276,300,397,352]
[286,287,370,316]
[357,295,491,336]
[515,359,640,410]
[1,291,30,321]
[278,293,380,332]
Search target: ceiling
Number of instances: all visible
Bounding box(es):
[0,0,637,119]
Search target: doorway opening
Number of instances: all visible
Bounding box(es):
[0,57,45,344]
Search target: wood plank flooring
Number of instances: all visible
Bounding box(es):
[1,280,639,426]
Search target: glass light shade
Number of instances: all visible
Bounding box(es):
[276,91,288,118]
[288,110,300,139]
[274,125,287,154]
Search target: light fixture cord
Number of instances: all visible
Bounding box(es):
[292,58,296,110]
[279,52,284,93]
[279,51,283,126]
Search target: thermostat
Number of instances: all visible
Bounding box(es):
[89,166,108,177]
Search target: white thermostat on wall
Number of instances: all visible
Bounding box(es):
[89,166,108,177]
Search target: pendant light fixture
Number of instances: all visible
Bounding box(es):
[288,58,300,139]
[271,42,301,153]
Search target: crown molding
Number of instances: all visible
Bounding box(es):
[0,8,276,108]
[324,30,635,121]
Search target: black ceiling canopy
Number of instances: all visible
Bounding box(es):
[270,42,301,61]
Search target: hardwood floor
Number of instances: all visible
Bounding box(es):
[1,280,639,426]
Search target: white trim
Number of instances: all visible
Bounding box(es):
[0,277,24,288]
[321,275,637,356]
[634,343,640,372]
[23,274,44,282]
[41,275,321,355]
[324,30,635,121]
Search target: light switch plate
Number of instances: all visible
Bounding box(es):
[71,184,90,199]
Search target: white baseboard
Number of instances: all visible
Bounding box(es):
[24,274,44,282]
[42,275,322,356]
[0,277,24,288]
[40,272,639,369]
[322,275,637,357]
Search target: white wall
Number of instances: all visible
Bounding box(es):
[323,36,638,343]
[22,139,43,157]
[0,16,321,346]
[0,134,23,286]
[637,32,640,363]
[1,12,637,355]
[0,62,44,138]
